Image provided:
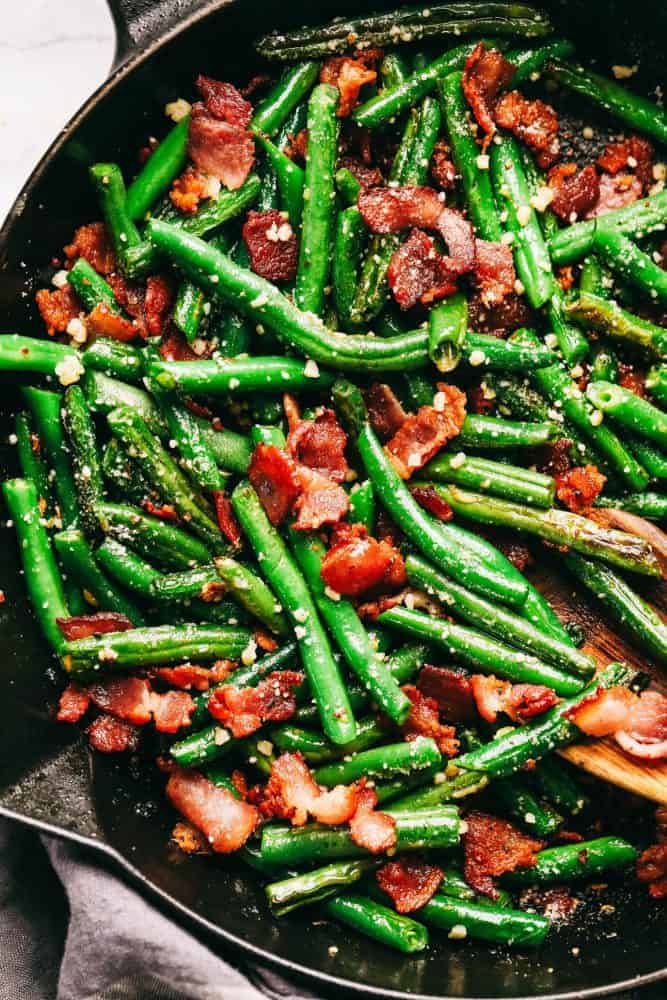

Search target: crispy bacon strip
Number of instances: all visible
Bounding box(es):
[287,409,349,483]
[410,485,454,522]
[470,674,559,724]
[418,665,476,723]
[64,222,116,275]
[637,842,667,899]
[87,303,138,342]
[365,382,408,442]
[387,229,457,309]
[385,388,466,479]
[195,75,252,127]
[402,685,459,757]
[598,135,654,193]
[166,765,259,852]
[565,684,637,737]
[461,43,515,143]
[586,172,643,218]
[155,663,227,692]
[151,689,197,734]
[56,612,134,640]
[377,857,444,913]
[242,209,298,283]
[144,275,173,337]
[473,239,516,308]
[188,106,255,190]
[320,56,377,117]
[170,165,212,214]
[555,464,606,513]
[320,522,406,597]
[248,444,302,526]
[463,811,544,898]
[87,714,140,753]
[349,787,397,854]
[550,165,600,222]
[57,683,91,723]
[293,467,349,531]
[208,670,303,738]
[260,752,359,826]
[494,91,560,168]
[35,285,81,337]
[615,690,667,761]
[211,490,242,545]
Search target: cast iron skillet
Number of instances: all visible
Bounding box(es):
[0,2,665,997]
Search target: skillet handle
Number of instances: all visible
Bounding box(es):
[107,0,212,68]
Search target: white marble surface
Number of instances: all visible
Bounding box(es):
[0,0,115,222]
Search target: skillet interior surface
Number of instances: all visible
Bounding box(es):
[0,1,666,996]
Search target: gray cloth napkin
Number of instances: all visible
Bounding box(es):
[0,817,661,1000]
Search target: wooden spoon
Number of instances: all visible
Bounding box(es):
[559,741,667,806]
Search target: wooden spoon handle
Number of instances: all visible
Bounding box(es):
[559,740,667,806]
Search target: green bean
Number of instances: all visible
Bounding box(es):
[89,163,157,278]
[646,364,667,407]
[102,433,152,506]
[627,438,667,482]
[169,173,262,238]
[67,257,121,314]
[504,836,637,886]
[215,556,288,636]
[354,42,492,130]
[492,779,562,837]
[435,868,511,907]
[423,451,555,507]
[462,332,557,371]
[490,136,554,309]
[14,411,51,515]
[459,412,560,449]
[150,356,334,397]
[507,38,574,81]
[514,328,649,490]
[260,806,461,865]
[3,478,69,651]
[94,538,160,596]
[429,293,467,372]
[146,219,430,372]
[173,280,206,343]
[531,757,589,817]
[380,606,583,696]
[439,72,502,241]
[389,767,489,812]
[548,60,667,145]
[593,228,667,304]
[192,418,252,475]
[405,554,594,677]
[406,94,442,184]
[82,338,144,383]
[548,189,667,266]
[96,502,211,570]
[569,292,667,362]
[271,716,385,766]
[315,737,442,788]
[231,481,355,744]
[266,860,378,916]
[547,284,590,366]
[126,115,190,220]
[148,565,219,602]
[255,135,305,227]
[257,159,280,212]
[256,5,551,61]
[564,552,667,667]
[324,895,428,954]
[53,529,144,625]
[419,894,549,948]
[332,206,367,331]
[430,483,661,577]
[590,344,619,383]
[250,62,320,137]
[453,661,633,778]
[150,385,225,494]
[294,84,339,316]
[587,380,667,450]
[62,385,103,536]
[0,333,81,380]
[580,255,612,299]
[348,480,375,534]
[22,386,80,529]
[357,421,528,607]
[289,530,410,724]
[594,491,667,519]
[335,167,361,207]
[83,370,165,437]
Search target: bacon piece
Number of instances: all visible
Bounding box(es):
[170,165,211,214]
[287,409,349,482]
[385,389,466,480]
[377,858,444,913]
[248,443,302,526]
[410,485,454,522]
[565,684,637,737]
[598,135,654,193]
[462,43,516,142]
[242,209,298,283]
[188,105,255,190]
[171,820,212,855]
[388,229,456,309]
[494,91,560,168]
[615,690,667,761]
[359,185,443,233]
[64,222,116,275]
[35,285,81,336]
[586,172,643,218]
[320,522,405,597]
[349,787,396,854]
[531,438,572,478]
[88,677,153,725]
[144,275,173,337]
[159,325,211,362]
[166,765,259,852]
[550,165,600,222]
[57,683,91,723]
[338,155,383,190]
[471,674,558,724]
[195,75,252,128]
[56,612,135,641]
[637,842,667,899]
[468,289,535,336]
[140,500,180,523]
[555,464,606,513]
[86,303,138,342]
[402,685,459,757]
[619,363,646,398]
[321,56,377,117]
[418,665,476,723]
[87,714,140,753]
[155,664,221,692]
[211,490,241,545]
[467,382,495,415]
[430,140,457,190]
[293,467,349,531]
[365,382,408,442]
[463,811,543,898]
[285,128,308,164]
[261,752,359,826]
[473,240,517,308]
[151,689,196,734]
[208,670,303,738]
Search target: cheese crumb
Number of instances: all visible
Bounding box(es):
[293,607,308,622]
[450,451,466,469]
[612,64,638,80]
[51,269,69,289]
[66,317,88,344]
[468,349,487,367]
[500,231,515,245]
[214,727,230,746]
[324,586,341,602]
[517,204,531,226]
[55,355,84,387]
[582,126,595,140]
[165,98,192,121]
[257,740,273,756]
[294,625,307,640]
[530,186,553,213]
[433,390,446,412]
[570,364,584,379]
[544,333,558,349]
[241,638,257,666]
[590,409,604,426]
[98,646,118,662]
[448,924,468,940]
[475,154,490,170]
[304,359,320,379]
